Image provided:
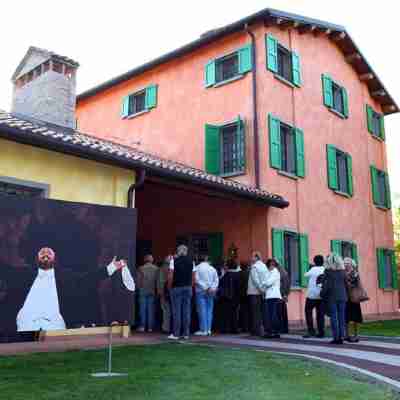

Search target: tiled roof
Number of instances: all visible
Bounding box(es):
[0,110,289,208]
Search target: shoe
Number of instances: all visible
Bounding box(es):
[273,334,281,339]
[168,334,179,340]
[344,336,352,342]
[194,331,207,336]
[337,339,344,344]
[329,339,339,344]
[303,333,314,339]
[263,333,280,339]
[136,327,145,332]
[207,331,212,336]
[182,336,189,340]
[148,329,153,333]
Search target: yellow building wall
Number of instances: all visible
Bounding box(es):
[0,139,135,206]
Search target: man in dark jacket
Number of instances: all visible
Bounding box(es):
[168,245,195,340]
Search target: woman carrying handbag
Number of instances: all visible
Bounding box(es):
[344,258,369,343]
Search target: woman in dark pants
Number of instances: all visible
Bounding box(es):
[321,253,348,345]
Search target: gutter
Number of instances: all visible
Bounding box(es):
[0,124,289,209]
[245,24,260,189]
[127,169,146,208]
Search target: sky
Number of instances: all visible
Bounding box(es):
[1,0,399,206]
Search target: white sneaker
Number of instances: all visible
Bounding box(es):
[168,334,179,340]
[182,336,190,340]
[136,327,145,332]
[148,329,153,333]
[194,331,207,336]
[208,331,212,336]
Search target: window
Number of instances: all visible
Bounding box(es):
[272,229,309,288]
[129,90,146,115]
[366,105,385,140]
[322,74,349,118]
[377,248,398,290]
[370,166,391,209]
[121,85,158,118]
[268,114,305,178]
[0,177,48,198]
[176,233,224,266]
[331,240,358,263]
[205,117,245,176]
[326,145,353,196]
[216,53,239,83]
[266,34,301,87]
[205,44,252,88]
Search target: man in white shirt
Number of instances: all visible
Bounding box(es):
[263,259,282,339]
[303,255,325,338]
[247,251,269,336]
[0,247,133,332]
[194,255,219,336]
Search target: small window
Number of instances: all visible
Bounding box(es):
[341,241,354,259]
[277,45,292,83]
[0,178,48,198]
[371,111,381,137]
[336,150,349,194]
[377,248,398,290]
[205,118,245,177]
[43,61,50,73]
[129,91,146,115]
[281,123,296,175]
[216,53,239,83]
[366,105,385,140]
[284,232,300,287]
[332,82,344,115]
[326,145,353,196]
[331,240,358,263]
[52,62,63,74]
[371,166,390,209]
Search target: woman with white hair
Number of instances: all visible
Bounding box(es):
[344,258,365,343]
[320,253,348,344]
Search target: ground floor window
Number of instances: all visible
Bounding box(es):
[331,240,358,264]
[272,228,309,288]
[0,177,48,198]
[377,248,398,289]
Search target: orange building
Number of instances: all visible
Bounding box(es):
[76,8,399,322]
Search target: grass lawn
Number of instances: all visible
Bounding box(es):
[1,343,398,400]
[360,319,400,337]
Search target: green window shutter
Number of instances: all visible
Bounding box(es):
[370,166,379,206]
[346,153,354,196]
[377,248,386,289]
[208,233,224,266]
[342,87,349,118]
[391,251,399,290]
[236,116,246,171]
[299,234,310,288]
[366,105,374,134]
[291,51,301,87]
[295,127,305,178]
[145,85,158,109]
[326,145,338,190]
[205,60,216,87]
[385,173,392,209]
[121,96,130,118]
[238,44,252,74]
[322,74,333,108]
[272,228,285,267]
[205,124,221,175]
[331,240,342,257]
[268,114,282,170]
[352,243,359,265]
[266,34,278,73]
[380,115,386,140]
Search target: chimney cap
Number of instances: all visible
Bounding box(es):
[12,46,79,82]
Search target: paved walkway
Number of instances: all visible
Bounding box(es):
[1,332,400,390]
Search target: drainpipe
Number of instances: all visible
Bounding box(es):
[245,23,260,189]
[127,168,146,208]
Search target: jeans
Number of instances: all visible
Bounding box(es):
[196,290,215,333]
[305,298,325,336]
[329,301,346,340]
[170,286,192,337]
[264,298,280,335]
[160,297,171,333]
[138,290,155,330]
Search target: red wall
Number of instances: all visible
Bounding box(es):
[77,23,398,319]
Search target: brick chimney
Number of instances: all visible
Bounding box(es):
[11,47,79,129]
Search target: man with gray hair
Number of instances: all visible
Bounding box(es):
[168,245,195,340]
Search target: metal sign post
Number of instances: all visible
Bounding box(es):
[91,323,128,378]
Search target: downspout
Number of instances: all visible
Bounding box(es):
[245,24,260,189]
[127,168,146,208]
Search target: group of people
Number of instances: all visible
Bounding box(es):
[136,246,366,344]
